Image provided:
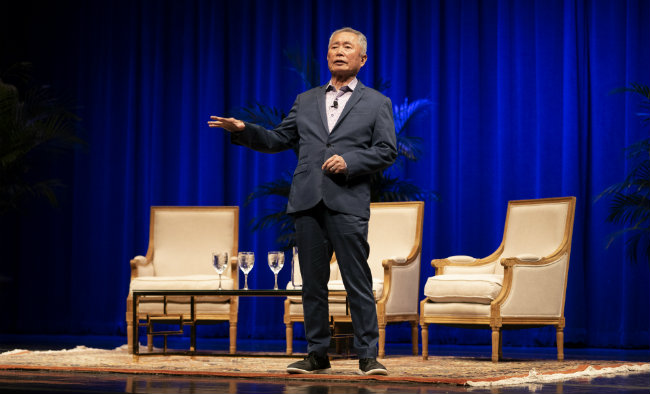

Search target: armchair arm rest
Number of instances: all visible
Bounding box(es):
[381,256,408,268]
[432,256,498,275]
[130,255,153,279]
[432,255,476,268]
[500,254,543,267]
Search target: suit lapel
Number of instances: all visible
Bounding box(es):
[316,84,329,135]
[331,81,365,134]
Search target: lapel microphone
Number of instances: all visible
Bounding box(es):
[331,99,339,109]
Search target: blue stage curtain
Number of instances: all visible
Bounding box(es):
[0,0,648,348]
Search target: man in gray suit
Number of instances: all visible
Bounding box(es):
[208,27,397,375]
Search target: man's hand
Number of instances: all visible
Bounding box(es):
[207,116,245,132]
[322,155,347,174]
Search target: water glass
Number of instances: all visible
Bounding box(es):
[267,251,285,290]
[212,251,229,290]
[238,251,255,290]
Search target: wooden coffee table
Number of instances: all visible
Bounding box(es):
[131,289,350,358]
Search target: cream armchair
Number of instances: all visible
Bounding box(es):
[126,206,239,353]
[420,197,576,362]
[284,201,424,358]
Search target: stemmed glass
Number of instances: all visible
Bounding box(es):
[267,251,285,290]
[212,252,228,290]
[238,251,255,290]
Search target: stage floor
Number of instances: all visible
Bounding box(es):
[0,335,648,394]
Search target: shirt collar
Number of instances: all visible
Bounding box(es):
[326,77,358,92]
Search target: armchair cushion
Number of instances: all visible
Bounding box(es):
[130,275,234,292]
[285,279,384,302]
[424,274,503,304]
[443,263,497,275]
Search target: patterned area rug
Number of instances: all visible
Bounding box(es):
[0,346,647,387]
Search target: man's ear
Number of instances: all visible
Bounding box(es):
[360,54,368,67]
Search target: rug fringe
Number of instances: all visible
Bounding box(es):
[466,362,650,387]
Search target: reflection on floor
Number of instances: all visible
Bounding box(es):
[0,335,648,394]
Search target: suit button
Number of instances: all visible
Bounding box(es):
[326,144,332,148]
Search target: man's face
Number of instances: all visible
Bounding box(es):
[327,32,367,79]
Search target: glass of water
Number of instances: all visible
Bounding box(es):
[267,251,285,290]
[238,251,255,290]
[212,251,229,290]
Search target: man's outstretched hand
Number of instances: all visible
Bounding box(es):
[208,116,245,132]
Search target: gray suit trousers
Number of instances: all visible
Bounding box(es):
[294,202,379,359]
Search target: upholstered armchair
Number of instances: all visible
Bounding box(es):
[284,201,425,358]
[420,197,576,362]
[126,206,239,353]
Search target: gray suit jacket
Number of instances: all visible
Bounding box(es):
[231,81,397,219]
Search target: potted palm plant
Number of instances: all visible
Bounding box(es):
[0,62,83,215]
[596,83,650,265]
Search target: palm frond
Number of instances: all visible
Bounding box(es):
[0,63,82,215]
[609,82,650,98]
[597,85,650,265]
[606,193,650,225]
[230,103,285,130]
[244,172,292,206]
[284,47,321,90]
[248,208,295,249]
[393,98,433,135]
[371,77,391,94]
[395,134,424,162]
[623,138,650,160]
[249,210,288,232]
[604,226,650,265]
[370,172,439,202]
[610,83,650,125]
[598,160,650,198]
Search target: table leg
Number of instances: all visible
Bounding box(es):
[190,296,196,353]
[132,293,139,359]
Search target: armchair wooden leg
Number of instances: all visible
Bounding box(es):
[378,324,386,359]
[229,321,237,354]
[190,322,196,352]
[286,323,293,355]
[557,326,564,361]
[421,323,429,360]
[410,321,418,355]
[127,321,133,353]
[491,327,500,362]
[147,333,153,351]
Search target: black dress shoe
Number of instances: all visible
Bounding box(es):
[358,358,388,375]
[286,352,331,374]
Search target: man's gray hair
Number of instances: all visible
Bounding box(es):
[329,27,367,56]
